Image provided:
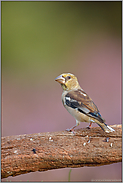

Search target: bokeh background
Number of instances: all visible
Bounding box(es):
[2,1,121,182]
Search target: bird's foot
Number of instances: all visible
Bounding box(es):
[86,122,92,129]
[66,128,71,132]
[86,126,91,129]
[66,128,75,134]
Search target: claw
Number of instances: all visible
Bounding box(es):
[86,126,91,129]
[86,122,92,129]
[66,128,72,132]
[66,128,75,134]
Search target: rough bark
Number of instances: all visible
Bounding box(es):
[1,124,122,179]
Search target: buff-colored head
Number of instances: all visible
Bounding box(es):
[55,73,80,91]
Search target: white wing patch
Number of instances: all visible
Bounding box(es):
[65,96,71,101]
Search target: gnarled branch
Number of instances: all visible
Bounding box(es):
[1,124,122,179]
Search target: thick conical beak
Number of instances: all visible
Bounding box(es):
[55,75,65,84]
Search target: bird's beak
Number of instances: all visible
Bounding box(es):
[55,75,65,84]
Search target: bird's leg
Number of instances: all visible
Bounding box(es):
[66,120,80,134]
[86,122,92,129]
[66,124,77,133]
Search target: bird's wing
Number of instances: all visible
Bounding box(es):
[65,89,104,123]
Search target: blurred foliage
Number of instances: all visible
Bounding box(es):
[1,1,121,81]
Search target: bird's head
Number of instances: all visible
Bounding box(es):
[55,73,80,91]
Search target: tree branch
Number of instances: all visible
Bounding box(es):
[1,124,122,179]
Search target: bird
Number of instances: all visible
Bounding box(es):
[55,73,115,133]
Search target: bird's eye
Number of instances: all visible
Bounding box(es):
[67,76,71,80]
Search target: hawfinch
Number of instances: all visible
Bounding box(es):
[55,73,115,133]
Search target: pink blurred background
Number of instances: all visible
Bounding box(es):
[2,1,121,182]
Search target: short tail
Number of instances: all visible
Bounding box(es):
[97,122,115,133]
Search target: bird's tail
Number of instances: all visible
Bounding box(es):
[97,121,115,133]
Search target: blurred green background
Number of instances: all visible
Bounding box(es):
[2,1,121,81]
[2,1,121,182]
